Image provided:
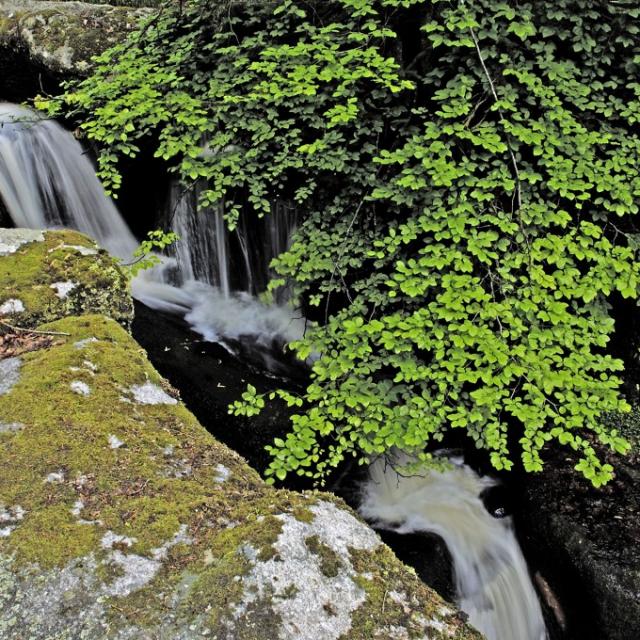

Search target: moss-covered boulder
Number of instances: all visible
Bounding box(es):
[0,1,151,75]
[0,234,481,639]
[0,228,133,328]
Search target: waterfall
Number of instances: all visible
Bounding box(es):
[0,102,190,312]
[166,183,297,300]
[0,103,304,351]
[0,103,138,257]
[359,452,548,640]
[167,183,229,295]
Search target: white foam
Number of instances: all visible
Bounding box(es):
[360,452,548,640]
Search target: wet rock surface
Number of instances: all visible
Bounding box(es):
[514,429,640,640]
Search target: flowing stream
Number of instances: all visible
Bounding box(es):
[0,103,303,349]
[360,452,548,640]
[2,104,548,638]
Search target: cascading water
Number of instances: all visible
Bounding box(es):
[0,103,138,257]
[159,180,303,347]
[0,103,304,350]
[167,183,230,296]
[166,182,298,299]
[359,452,548,640]
[0,102,180,309]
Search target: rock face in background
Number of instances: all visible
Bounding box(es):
[0,0,150,73]
[0,230,482,640]
[515,430,640,640]
[0,0,152,100]
[0,228,133,328]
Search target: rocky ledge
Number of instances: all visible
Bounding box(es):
[515,418,640,640]
[0,1,151,74]
[0,228,482,640]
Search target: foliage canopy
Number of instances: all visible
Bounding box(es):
[39,0,640,486]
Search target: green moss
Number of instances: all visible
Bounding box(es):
[9,505,99,569]
[0,314,260,570]
[347,545,482,640]
[0,230,132,328]
[291,505,315,523]
[304,534,342,578]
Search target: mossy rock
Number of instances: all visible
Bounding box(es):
[0,1,152,74]
[0,228,133,328]
[53,0,162,6]
[0,313,482,639]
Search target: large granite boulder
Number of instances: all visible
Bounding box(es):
[0,230,481,639]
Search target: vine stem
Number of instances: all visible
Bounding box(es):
[324,195,367,324]
[468,25,522,211]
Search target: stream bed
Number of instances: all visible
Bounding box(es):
[3,101,637,640]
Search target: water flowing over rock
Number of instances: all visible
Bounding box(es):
[167,182,298,299]
[360,452,547,640]
[0,103,303,353]
[0,103,138,254]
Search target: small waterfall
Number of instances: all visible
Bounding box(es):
[359,452,548,640]
[168,183,229,293]
[166,184,298,299]
[0,103,183,309]
[0,103,138,257]
[0,103,304,353]
[159,182,303,346]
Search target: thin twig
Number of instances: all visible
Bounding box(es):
[468,25,522,211]
[468,24,533,266]
[0,320,70,337]
[324,196,367,323]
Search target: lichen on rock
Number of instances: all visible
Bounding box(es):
[0,1,152,75]
[0,357,21,395]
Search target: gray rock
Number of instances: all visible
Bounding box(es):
[0,228,44,255]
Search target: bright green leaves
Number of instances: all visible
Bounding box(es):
[123,230,180,277]
[507,21,537,41]
[47,0,640,487]
[229,384,266,417]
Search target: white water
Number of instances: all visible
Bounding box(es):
[0,104,303,350]
[360,452,548,640]
[166,182,298,300]
[168,183,230,296]
[0,102,176,305]
[0,103,138,256]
